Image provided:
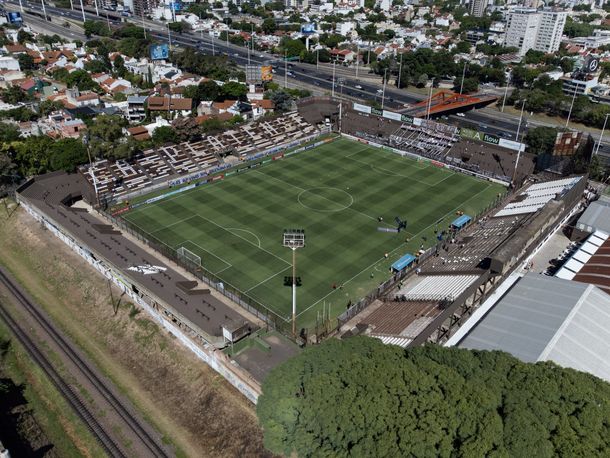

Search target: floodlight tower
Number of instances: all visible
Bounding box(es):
[283,229,305,337]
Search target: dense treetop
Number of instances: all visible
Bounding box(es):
[257,337,610,457]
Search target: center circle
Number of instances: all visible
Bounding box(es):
[297,187,354,212]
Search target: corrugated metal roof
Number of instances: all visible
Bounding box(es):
[458,274,610,382]
[577,202,610,234]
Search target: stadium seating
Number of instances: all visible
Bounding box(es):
[494,177,582,218]
[82,111,319,200]
[395,274,479,301]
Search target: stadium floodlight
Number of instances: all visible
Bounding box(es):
[283,229,305,337]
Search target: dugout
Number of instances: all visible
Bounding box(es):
[392,254,417,272]
[451,214,471,230]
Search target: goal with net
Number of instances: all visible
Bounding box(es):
[177,246,201,268]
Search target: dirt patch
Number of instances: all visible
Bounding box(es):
[0,206,270,457]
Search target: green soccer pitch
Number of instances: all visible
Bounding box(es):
[122,137,505,330]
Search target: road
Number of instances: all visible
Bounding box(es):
[7,0,610,159]
[0,266,173,457]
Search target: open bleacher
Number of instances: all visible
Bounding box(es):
[395,275,479,302]
[82,111,318,200]
[494,177,582,218]
[389,121,459,161]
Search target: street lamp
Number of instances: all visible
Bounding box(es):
[426,78,435,120]
[566,82,579,129]
[332,59,336,98]
[512,99,527,186]
[459,61,467,95]
[283,229,305,337]
[381,68,388,110]
[397,52,403,89]
[594,113,610,157]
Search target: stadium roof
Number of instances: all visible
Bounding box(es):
[577,200,610,234]
[458,273,610,382]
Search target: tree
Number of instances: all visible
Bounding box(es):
[0,151,18,196]
[183,80,220,106]
[84,58,110,73]
[113,54,127,78]
[17,30,33,44]
[87,114,131,160]
[168,22,185,34]
[525,126,558,156]
[453,41,472,54]
[454,77,479,94]
[281,38,306,58]
[220,81,247,100]
[83,20,111,38]
[151,126,178,146]
[269,90,293,112]
[65,70,100,92]
[39,100,65,117]
[49,138,88,172]
[0,122,20,142]
[257,337,610,457]
[0,86,32,105]
[262,17,277,34]
[17,54,36,71]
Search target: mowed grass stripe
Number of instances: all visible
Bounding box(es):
[124,138,505,327]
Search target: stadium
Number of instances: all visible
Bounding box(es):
[15,97,588,399]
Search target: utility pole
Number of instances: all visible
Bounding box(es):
[594,114,610,156]
[316,48,319,69]
[501,74,510,112]
[332,59,336,97]
[397,52,403,89]
[566,83,579,129]
[41,0,48,20]
[284,50,288,89]
[141,4,147,39]
[426,79,434,120]
[19,0,24,13]
[459,61,467,95]
[381,68,387,110]
[93,0,99,16]
[167,21,172,51]
[105,9,111,33]
[212,33,215,56]
[79,0,85,22]
[356,44,360,78]
[515,98,526,142]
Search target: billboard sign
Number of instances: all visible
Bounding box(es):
[6,12,22,24]
[383,110,401,121]
[301,23,315,34]
[353,103,371,114]
[150,43,169,60]
[261,65,273,82]
[170,1,182,11]
[246,65,265,84]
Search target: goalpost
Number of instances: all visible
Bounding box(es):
[177,246,201,268]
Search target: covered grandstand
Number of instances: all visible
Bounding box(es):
[341,175,587,347]
[338,107,534,184]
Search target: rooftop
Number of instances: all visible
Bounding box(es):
[459,273,610,382]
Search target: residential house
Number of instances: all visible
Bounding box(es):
[251,99,274,118]
[66,88,100,107]
[330,48,356,65]
[0,56,20,71]
[146,95,193,117]
[126,95,148,123]
[47,110,86,139]
[4,43,28,55]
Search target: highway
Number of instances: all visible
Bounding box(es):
[7,0,610,158]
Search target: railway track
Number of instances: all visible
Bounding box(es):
[0,267,172,458]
